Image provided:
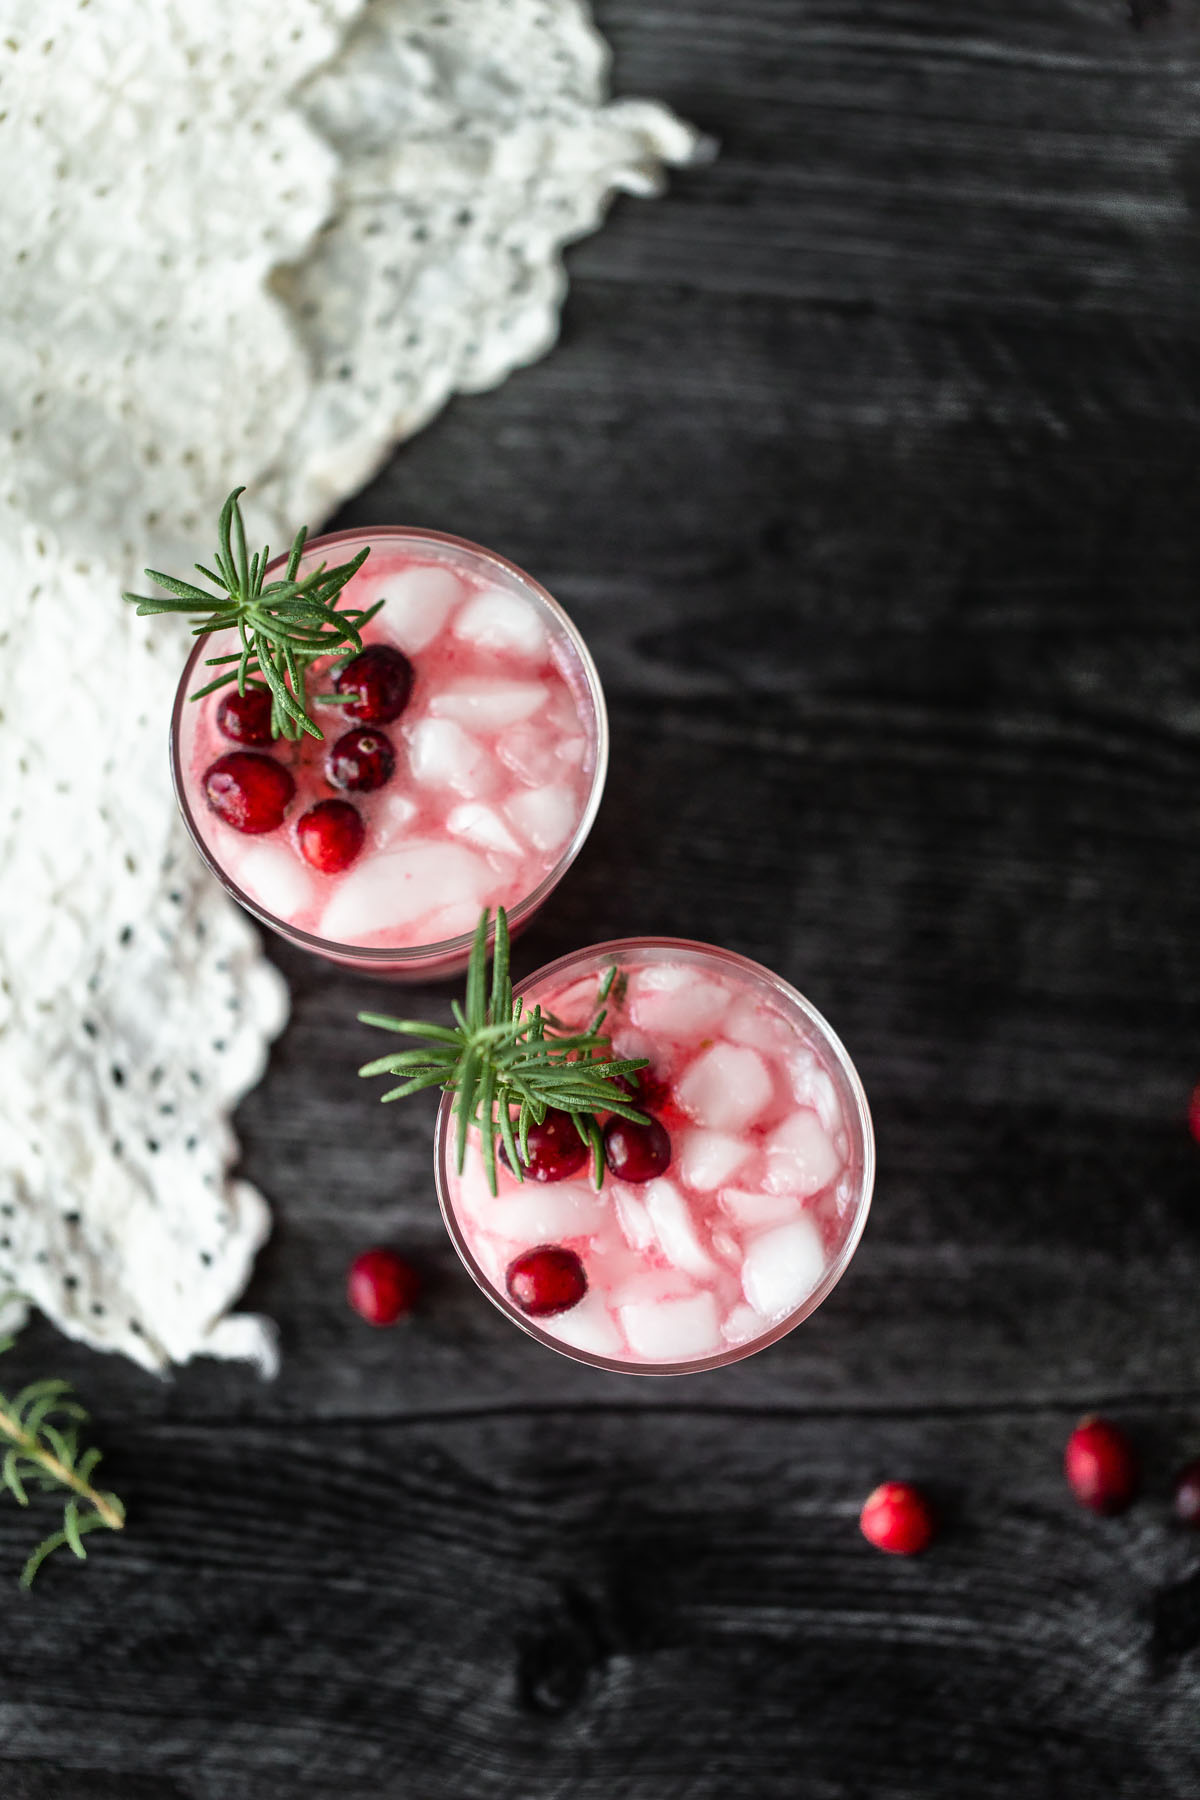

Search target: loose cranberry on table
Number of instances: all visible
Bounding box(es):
[1188,1082,1200,1145]
[347,1248,421,1326]
[326,726,396,793]
[1063,1416,1138,1515]
[498,1108,590,1183]
[334,643,414,725]
[204,750,295,834]
[505,1245,588,1317]
[1172,1459,1200,1527]
[297,799,365,874]
[859,1481,937,1555]
[216,684,273,746]
[603,1115,671,1183]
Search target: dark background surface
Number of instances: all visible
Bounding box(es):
[5,1,1200,1794]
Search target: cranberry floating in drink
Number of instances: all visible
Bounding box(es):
[360,912,874,1374]
[129,490,606,977]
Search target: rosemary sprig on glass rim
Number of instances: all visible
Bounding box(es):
[359,909,650,1196]
[123,486,382,741]
[0,1303,125,1589]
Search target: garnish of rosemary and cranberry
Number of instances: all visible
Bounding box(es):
[358,908,651,1196]
[123,486,383,742]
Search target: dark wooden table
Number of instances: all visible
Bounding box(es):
[7,1,1200,1793]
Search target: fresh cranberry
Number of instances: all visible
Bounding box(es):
[203,750,294,834]
[215,684,273,746]
[1064,1416,1138,1515]
[1188,1082,1200,1144]
[603,1115,671,1183]
[505,1245,587,1317]
[297,799,365,874]
[1173,1459,1200,1527]
[859,1481,936,1555]
[347,1248,421,1325]
[498,1109,589,1183]
[326,727,396,793]
[334,644,414,726]
[612,1068,670,1111]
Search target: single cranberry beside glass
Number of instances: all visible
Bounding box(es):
[203,751,295,834]
[860,1482,936,1555]
[1064,1416,1138,1515]
[347,1248,421,1325]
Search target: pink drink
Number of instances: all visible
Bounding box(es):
[172,529,607,976]
[438,940,874,1373]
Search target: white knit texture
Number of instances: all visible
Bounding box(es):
[0,0,700,1372]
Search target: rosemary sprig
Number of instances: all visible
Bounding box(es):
[359,909,650,1195]
[0,1307,125,1589]
[123,487,382,740]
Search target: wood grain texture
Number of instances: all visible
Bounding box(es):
[6,0,1200,1793]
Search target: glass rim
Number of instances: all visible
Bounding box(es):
[169,524,609,966]
[434,936,876,1376]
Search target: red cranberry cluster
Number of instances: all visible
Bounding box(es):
[202,644,413,874]
[494,1067,672,1316]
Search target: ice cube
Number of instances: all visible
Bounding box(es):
[446,801,523,857]
[676,1043,773,1132]
[722,1303,763,1345]
[545,1290,623,1358]
[453,587,548,659]
[630,967,731,1037]
[764,1110,842,1198]
[613,1185,657,1252]
[234,840,318,921]
[407,718,498,797]
[423,900,490,943]
[495,723,560,786]
[611,1026,657,1066]
[430,679,547,731]
[789,1058,841,1133]
[678,1128,752,1192]
[320,840,494,940]
[723,995,791,1053]
[540,974,603,1026]
[611,1267,696,1309]
[505,783,578,853]
[741,1217,827,1319]
[487,1179,609,1243]
[556,736,588,768]
[373,789,418,848]
[466,1232,510,1291]
[711,1229,742,1265]
[719,1186,801,1229]
[377,565,463,652]
[644,1178,717,1278]
[619,1291,722,1361]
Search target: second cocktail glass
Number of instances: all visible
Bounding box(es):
[171,527,608,979]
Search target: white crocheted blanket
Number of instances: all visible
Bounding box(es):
[0,0,700,1373]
